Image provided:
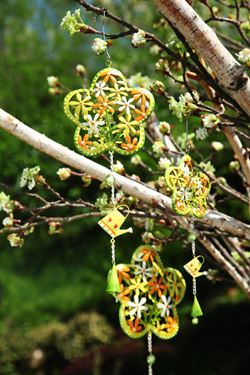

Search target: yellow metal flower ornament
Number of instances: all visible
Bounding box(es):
[165,155,210,218]
[64,68,155,156]
[115,245,186,340]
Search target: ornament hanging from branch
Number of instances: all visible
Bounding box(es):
[115,245,186,374]
[165,154,210,218]
[63,65,155,294]
[64,67,155,156]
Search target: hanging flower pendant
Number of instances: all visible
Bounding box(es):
[64,68,155,156]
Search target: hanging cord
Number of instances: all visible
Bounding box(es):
[191,217,197,297]
[147,332,155,375]
[102,10,112,66]
[109,150,116,266]
[185,115,190,154]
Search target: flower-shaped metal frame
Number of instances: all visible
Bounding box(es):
[165,155,211,218]
[64,68,155,156]
[116,245,186,340]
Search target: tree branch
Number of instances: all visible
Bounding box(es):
[223,126,250,198]
[154,0,250,117]
[0,108,249,241]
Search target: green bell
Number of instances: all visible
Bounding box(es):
[191,296,203,318]
[106,265,121,296]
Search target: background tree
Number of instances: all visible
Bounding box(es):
[0,0,249,374]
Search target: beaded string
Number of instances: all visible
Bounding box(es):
[102,10,112,67]
[191,217,197,301]
[109,150,116,266]
[147,332,155,375]
[185,117,203,324]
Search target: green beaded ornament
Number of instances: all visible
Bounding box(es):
[64,67,155,156]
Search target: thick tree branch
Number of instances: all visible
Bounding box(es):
[223,126,250,197]
[154,0,250,117]
[0,108,249,241]
[1,108,250,294]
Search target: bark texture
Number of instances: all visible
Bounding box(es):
[154,0,250,116]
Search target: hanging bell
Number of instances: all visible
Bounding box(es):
[106,264,121,296]
[191,295,203,322]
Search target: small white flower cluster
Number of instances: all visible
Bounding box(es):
[20,166,41,191]
[0,191,13,213]
[202,114,220,129]
[158,157,171,170]
[152,140,164,156]
[91,38,108,55]
[128,73,153,89]
[131,29,147,47]
[195,127,208,140]
[60,9,87,36]
[168,92,197,121]
[237,48,250,67]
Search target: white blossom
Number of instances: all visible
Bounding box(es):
[134,261,153,281]
[117,96,135,115]
[195,127,208,140]
[237,48,250,66]
[202,114,220,129]
[131,29,147,47]
[81,114,105,135]
[157,295,173,317]
[127,295,148,319]
[93,81,109,97]
[158,157,171,170]
[91,38,108,55]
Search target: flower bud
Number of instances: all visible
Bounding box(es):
[2,216,14,227]
[150,80,165,95]
[75,64,86,77]
[7,233,24,247]
[113,160,125,174]
[57,168,71,181]
[159,121,171,134]
[211,141,224,152]
[229,160,240,171]
[131,30,147,47]
[131,155,142,165]
[81,174,92,187]
[47,76,60,87]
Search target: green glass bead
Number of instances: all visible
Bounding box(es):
[147,354,156,365]
[192,317,199,325]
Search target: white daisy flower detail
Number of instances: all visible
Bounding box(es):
[93,81,109,97]
[81,114,105,135]
[117,96,135,115]
[157,295,173,317]
[134,252,144,263]
[181,165,190,177]
[179,189,191,201]
[127,295,148,319]
[134,261,153,281]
